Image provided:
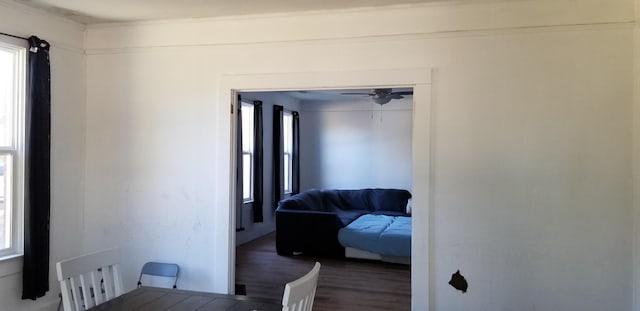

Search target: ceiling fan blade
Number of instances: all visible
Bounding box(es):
[389,94,404,99]
[341,93,371,95]
[392,91,414,96]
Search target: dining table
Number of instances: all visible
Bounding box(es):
[87,286,282,311]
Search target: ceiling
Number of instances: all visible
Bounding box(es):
[14,0,452,24]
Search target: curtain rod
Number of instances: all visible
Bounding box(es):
[0,32,28,41]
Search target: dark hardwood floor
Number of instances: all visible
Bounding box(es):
[235,233,411,311]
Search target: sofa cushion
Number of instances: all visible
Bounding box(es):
[338,214,411,257]
[279,189,326,211]
[366,189,412,213]
[322,189,369,211]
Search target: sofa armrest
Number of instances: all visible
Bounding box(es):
[275,209,346,258]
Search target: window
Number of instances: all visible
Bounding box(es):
[241,102,254,202]
[0,37,26,258]
[283,111,293,194]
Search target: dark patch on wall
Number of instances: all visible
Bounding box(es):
[449,270,468,293]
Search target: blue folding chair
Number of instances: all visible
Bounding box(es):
[137,262,179,289]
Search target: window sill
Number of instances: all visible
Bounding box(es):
[0,254,22,278]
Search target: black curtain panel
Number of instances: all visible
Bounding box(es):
[252,101,264,223]
[235,95,244,231]
[272,105,284,210]
[22,36,51,300]
[291,111,300,195]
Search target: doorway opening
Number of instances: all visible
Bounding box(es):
[233,87,414,309]
[219,68,432,310]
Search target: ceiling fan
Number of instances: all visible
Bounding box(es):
[341,88,413,105]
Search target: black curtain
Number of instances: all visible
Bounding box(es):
[252,101,263,223]
[22,36,51,300]
[291,111,300,195]
[235,95,244,231]
[272,105,284,210]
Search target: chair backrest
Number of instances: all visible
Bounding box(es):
[56,248,124,311]
[282,262,321,311]
[137,262,179,288]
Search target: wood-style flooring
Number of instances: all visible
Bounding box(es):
[235,233,411,311]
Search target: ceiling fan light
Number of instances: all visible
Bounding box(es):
[373,97,391,105]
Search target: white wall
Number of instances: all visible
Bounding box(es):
[432,30,631,311]
[80,0,634,310]
[235,92,301,245]
[0,1,86,310]
[300,98,412,191]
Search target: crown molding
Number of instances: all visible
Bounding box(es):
[0,0,85,51]
[85,0,633,51]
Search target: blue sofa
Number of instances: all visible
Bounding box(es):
[275,188,412,258]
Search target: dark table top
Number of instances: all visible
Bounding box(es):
[87,286,282,311]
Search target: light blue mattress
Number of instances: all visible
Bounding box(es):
[338,214,411,257]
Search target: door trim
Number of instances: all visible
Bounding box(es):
[218,67,432,310]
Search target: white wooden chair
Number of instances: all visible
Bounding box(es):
[56,248,124,311]
[282,262,321,311]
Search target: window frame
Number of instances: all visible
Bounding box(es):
[283,111,293,194]
[240,102,254,203]
[0,36,26,260]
